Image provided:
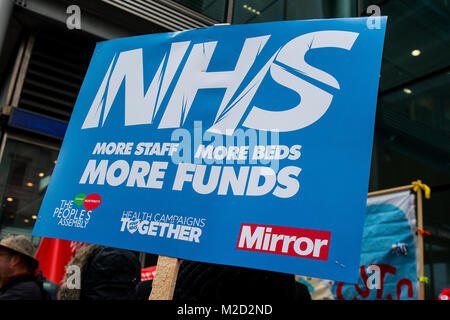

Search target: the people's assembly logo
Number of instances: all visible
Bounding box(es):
[51,193,101,229]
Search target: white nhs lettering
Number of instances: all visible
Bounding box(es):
[81,31,359,134]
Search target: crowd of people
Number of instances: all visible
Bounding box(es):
[0,234,311,301]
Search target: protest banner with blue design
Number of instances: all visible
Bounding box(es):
[298,187,421,299]
[33,18,387,283]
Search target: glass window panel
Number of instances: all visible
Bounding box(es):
[233,0,355,24]
[375,0,450,92]
[380,71,450,135]
[0,137,59,250]
[172,0,228,22]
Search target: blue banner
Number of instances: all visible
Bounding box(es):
[32,18,387,283]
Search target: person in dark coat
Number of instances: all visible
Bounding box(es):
[58,244,141,300]
[0,234,48,300]
[172,260,311,301]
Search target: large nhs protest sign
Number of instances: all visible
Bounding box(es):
[33,18,387,283]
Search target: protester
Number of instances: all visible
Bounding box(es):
[136,279,153,300]
[172,260,311,301]
[57,244,141,300]
[0,234,48,300]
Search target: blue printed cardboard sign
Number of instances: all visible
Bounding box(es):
[32,17,387,283]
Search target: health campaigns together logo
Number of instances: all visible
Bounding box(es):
[52,193,101,229]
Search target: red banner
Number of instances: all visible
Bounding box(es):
[35,237,85,284]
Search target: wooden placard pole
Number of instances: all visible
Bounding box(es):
[416,180,425,300]
[367,184,413,198]
[149,255,180,300]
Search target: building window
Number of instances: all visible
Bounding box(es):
[172,0,228,22]
[232,0,356,24]
[0,136,59,249]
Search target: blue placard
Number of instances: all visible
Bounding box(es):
[32,18,387,283]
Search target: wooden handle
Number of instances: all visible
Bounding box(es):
[149,255,180,300]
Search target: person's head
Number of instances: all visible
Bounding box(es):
[81,247,141,300]
[0,234,38,285]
